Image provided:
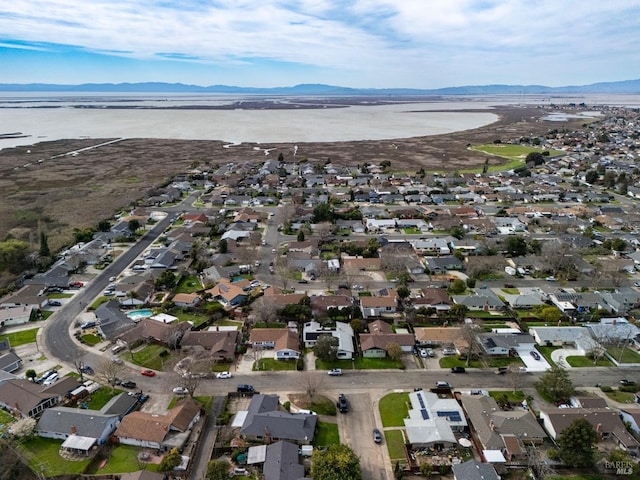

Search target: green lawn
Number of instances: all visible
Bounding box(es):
[439,356,482,368]
[19,437,92,477]
[87,445,160,474]
[254,358,298,371]
[81,334,102,346]
[470,143,564,162]
[169,309,210,328]
[314,421,340,446]
[501,288,519,295]
[565,355,614,367]
[0,327,38,346]
[175,274,202,294]
[48,293,73,298]
[402,227,421,234]
[379,392,410,427]
[127,344,168,370]
[309,397,337,416]
[607,346,640,363]
[384,429,406,461]
[604,389,636,404]
[489,390,525,403]
[536,345,558,366]
[84,387,124,410]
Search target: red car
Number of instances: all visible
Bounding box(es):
[141,369,155,377]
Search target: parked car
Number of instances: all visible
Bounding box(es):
[545,276,557,282]
[451,366,466,373]
[337,393,349,413]
[172,387,189,395]
[237,384,255,394]
[496,367,509,375]
[111,357,123,364]
[81,366,94,375]
[442,348,457,356]
[425,348,435,357]
[48,300,62,307]
[435,381,451,389]
[43,373,59,386]
[216,371,233,379]
[530,351,541,361]
[140,369,155,377]
[620,379,637,386]
[121,380,137,389]
[328,368,343,376]
[298,279,308,284]
[419,348,428,358]
[373,428,382,444]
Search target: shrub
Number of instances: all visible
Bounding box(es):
[159,350,169,358]
[283,401,291,412]
[600,386,613,392]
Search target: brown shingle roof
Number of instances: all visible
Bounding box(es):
[115,411,170,442]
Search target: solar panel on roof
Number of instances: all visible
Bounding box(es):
[417,394,425,409]
[437,410,462,421]
[420,409,429,420]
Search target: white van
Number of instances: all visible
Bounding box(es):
[111,344,126,354]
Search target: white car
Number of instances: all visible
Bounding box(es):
[216,371,233,379]
[328,368,343,376]
[172,387,189,395]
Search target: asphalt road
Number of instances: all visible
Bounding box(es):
[41,209,176,368]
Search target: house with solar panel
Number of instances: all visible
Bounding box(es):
[404,390,467,449]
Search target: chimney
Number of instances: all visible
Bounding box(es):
[489,419,495,431]
[71,425,77,435]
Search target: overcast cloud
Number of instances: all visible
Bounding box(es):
[1,0,639,87]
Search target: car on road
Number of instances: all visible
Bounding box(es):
[216,371,233,379]
[451,366,466,373]
[237,384,255,394]
[111,357,123,364]
[337,393,349,413]
[140,369,155,377]
[530,351,541,361]
[328,368,343,376]
[48,300,62,307]
[81,366,94,375]
[373,428,382,444]
[121,380,137,389]
[545,276,557,282]
[103,290,115,296]
[172,387,189,395]
[435,381,451,389]
[298,279,308,284]
[620,379,637,386]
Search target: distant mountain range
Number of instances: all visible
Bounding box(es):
[1,79,639,95]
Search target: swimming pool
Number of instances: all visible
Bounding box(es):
[127,309,153,320]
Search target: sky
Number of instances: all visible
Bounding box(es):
[1,0,639,89]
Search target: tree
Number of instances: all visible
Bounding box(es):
[96,357,124,390]
[39,231,50,258]
[97,219,111,232]
[128,219,141,235]
[206,459,231,480]
[449,303,468,320]
[297,229,305,242]
[314,335,339,362]
[504,236,527,257]
[313,203,334,223]
[535,365,574,403]
[396,286,410,302]
[218,238,228,254]
[311,444,361,480]
[448,279,466,295]
[449,225,466,240]
[557,418,597,468]
[386,342,403,361]
[159,448,182,471]
[585,169,599,184]
[10,417,36,438]
[25,369,37,382]
[298,372,325,403]
[525,151,545,166]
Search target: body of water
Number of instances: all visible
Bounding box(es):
[1,93,639,149]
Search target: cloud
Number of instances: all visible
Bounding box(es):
[1,0,639,87]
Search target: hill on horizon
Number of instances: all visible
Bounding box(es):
[1,79,640,95]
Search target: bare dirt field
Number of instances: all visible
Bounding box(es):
[0,103,584,255]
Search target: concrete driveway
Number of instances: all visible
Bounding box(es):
[514,346,551,372]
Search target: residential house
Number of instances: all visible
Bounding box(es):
[172,292,202,308]
[94,301,138,341]
[414,327,468,354]
[0,379,60,418]
[261,441,306,480]
[302,321,354,360]
[452,291,505,312]
[619,406,640,437]
[424,256,464,273]
[249,329,301,360]
[404,390,466,449]
[114,397,202,451]
[529,326,599,353]
[412,288,451,312]
[342,257,381,273]
[180,329,238,361]
[540,407,639,455]
[461,395,546,462]
[310,295,352,317]
[476,333,536,356]
[452,460,500,480]
[0,304,35,327]
[359,320,415,357]
[206,280,248,307]
[117,318,191,349]
[240,394,316,443]
[360,296,397,318]
[0,339,22,373]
